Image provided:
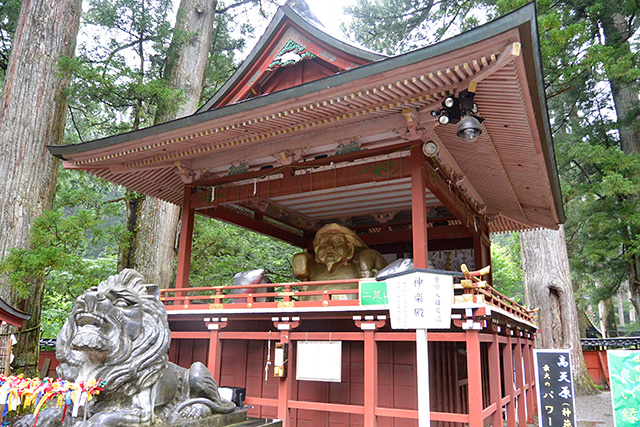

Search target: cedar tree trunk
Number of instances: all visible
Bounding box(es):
[595,279,618,337]
[600,10,640,321]
[0,0,81,375]
[520,226,597,395]
[119,0,218,287]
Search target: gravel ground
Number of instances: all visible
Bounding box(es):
[575,391,614,426]
[524,391,614,426]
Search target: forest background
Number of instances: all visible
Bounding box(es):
[0,0,637,382]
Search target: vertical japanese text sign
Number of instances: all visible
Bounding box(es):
[608,349,640,426]
[533,350,577,427]
[386,271,453,330]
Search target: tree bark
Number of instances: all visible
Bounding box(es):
[598,297,619,338]
[617,287,626,326]
[120,0,218,288]
[520,226,598,395]
[599,9,640,323]
[595,279,619,337]
[0,0,81,375]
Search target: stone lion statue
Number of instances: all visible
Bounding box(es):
[16,269,235,426]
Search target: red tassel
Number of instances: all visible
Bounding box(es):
[60,403,67,423]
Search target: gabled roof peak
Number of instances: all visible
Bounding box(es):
[197,0,385,112]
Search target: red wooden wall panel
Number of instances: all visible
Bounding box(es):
[169,334,506,426]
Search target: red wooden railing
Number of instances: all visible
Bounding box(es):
[159,277,535,323]
[454,281,535,323]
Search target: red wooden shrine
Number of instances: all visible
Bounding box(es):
[49,2,564,426]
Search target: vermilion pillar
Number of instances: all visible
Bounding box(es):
[525,338,536,423]
[277,331,292,427]
[411,145,429,268]
[488,332,503,426]
[466,329,483,427]
[504,336,516,427]
[514,337,526,426]
[204,319,227,382]
[176,186,195,290]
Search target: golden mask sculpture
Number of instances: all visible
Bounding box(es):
[293,223,387,300]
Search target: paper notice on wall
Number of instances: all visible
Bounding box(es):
[296,341,342,382]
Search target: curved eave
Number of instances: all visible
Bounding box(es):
[50,4,542,160]
[0,297,31,328]
[47,3,564,231]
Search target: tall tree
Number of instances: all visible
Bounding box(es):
[0,0,82,375]
[122,0,269,288]
[589,1,640,318]
[521,227,597,394]
[120,0,220,289]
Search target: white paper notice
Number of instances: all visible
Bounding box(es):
[386,271,454,330]
[296,341,342,382]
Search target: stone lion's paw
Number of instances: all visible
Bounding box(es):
[179,403,212,420]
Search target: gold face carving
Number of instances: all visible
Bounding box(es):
[293,224,389,294]
[314,232,356,272]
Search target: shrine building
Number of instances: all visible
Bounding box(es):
[48,2,563,426]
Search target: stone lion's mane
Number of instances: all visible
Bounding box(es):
[56,269,171,396]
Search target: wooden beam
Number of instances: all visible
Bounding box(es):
[207,330,222,383]
[202,205,308,248]
[524,338,535,423]
[504,337,516,427]
[191,156,413,209]
[514,337,527,426]
[474,231,492,281]
[424,157,488,235]
[461,42,522,89]
[278,331,293,426]
[190,139,416,188]
[364,330,378,427]
[367,237,473,255]
[466,329,483,427]
[176,186,195,290]
[411,145,429,268]
[488,332,503,427]
[188,112,410,172]
[359,225,472,246]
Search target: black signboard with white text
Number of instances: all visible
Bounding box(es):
[533,349,577,427]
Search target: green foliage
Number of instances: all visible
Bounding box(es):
[0,168,124,336]
[0,0,21,85]
[491,233,524,303]
[189,216,299,288]
[199,11,248,104]
[63,0,180,142]
[343,0,484,55]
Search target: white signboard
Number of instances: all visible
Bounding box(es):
[386,271,454,330]
[296,341,342,382]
